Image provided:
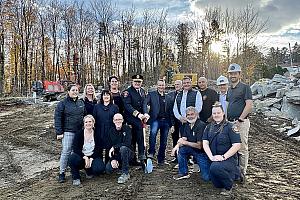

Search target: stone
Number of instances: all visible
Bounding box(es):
[254,98,282,110]
[277,128,286,133]
[285,88,300,105]
[281,96,300,119]
[273,103,281,110]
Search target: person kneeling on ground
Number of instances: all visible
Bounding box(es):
[202,102,241,196]
[69,115,105,186]
[171,106,210,181]
[106,113,134,184]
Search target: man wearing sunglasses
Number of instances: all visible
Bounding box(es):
[122,74,149,170]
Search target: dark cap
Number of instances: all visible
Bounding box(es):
[132,74,143,81]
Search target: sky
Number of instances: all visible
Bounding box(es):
[111,0,300,52]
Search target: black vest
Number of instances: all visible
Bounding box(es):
[176,89,197,115]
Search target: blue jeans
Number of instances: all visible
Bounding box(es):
[178,146,210,181]
[148,119,170,163]
[69,153,105,180]
[210,157,239,190]
[106,146,134,174]
[60,132,75,173]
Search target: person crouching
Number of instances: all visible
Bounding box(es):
[202,102,241,196]
[171,106,210,181]
[69,115,105,186]
[106,113,134,184]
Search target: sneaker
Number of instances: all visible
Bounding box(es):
[220,188,232,196]
[173,173,190,180]
[117,173,130,184]
[72,179,81,186]
[192,164,200,173]
[146,158,153,173]
[173,164,179,169]
[58,173,65,183]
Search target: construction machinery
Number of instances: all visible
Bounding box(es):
[32,80,65,101]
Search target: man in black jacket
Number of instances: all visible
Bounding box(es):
[106,113,134,184]
[145,79,173,165]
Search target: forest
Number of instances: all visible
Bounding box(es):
[0,0,299,95]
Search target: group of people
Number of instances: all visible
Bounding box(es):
[54,63,253,196]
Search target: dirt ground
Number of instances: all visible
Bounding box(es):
[0,98,300,200]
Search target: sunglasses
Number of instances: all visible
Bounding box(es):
[134,80,142,83]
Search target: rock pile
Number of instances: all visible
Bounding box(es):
[251,74,300,121]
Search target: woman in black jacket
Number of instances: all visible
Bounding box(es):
[54,84,85,183]
[93,90,119,163]
[69,115,105,186]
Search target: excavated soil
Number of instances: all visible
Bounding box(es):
[0,99,299,200]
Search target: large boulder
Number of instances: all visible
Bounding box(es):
[281,96,300,119]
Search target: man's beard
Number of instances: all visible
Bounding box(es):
[187,118,197,124]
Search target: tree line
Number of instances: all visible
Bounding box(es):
[0,0,298,95]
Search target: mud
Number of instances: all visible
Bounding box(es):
[0,101,299,199]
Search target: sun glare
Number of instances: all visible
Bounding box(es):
[210,41,223,54]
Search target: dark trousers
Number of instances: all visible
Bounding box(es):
[210,157,239,190]
[106,146,134,174]
[131,123,146,160]
[69,153,105,180]
[171,120,180,148]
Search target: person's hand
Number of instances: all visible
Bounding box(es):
[89,158,93,167]
[109,147,114,158]
[57,134,64,140]
[144,113,150,122]
[111,160,119,169]
[138,113,144,121]
[213,155,225,162]
[177,138,187,145]
[171,146,178,157]
[180,117,187,123]
[84,156,91,168]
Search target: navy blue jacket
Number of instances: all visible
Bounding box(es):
[54,96,86,135]
[145,90,173,126]
[122,86,147,127]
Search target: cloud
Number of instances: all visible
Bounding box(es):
[191,0,300,33]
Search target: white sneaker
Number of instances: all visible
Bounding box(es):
[72,179,81,186]
[117,173,130,184]
[146,158,153,173]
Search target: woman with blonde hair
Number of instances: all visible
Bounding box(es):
[82,83,97,115]
[69,115,105,186]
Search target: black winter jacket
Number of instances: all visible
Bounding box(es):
[54,96,86,135]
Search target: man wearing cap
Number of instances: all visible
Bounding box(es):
[227,63,253,183]
[216,75,229,115]
[122,74,149,167]
[198,77,219,123]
